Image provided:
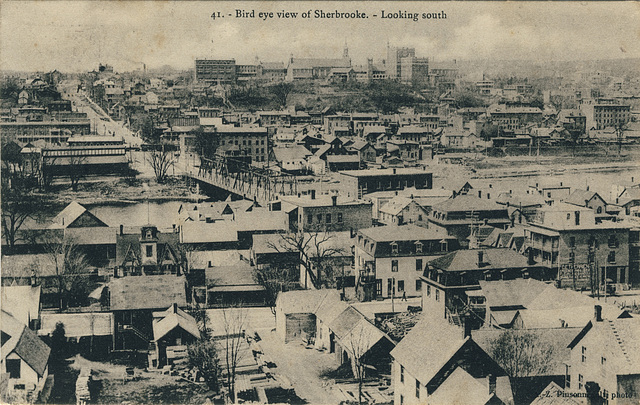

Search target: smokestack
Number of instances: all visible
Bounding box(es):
[477,250,484,267]
[463,316,472,338]
[120,224,124,235]
[594,305,602,322]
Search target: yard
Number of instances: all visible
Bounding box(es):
[66,355,215,404]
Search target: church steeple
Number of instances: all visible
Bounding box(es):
[343,41,349,59]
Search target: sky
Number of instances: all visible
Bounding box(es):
[1,1,639,73]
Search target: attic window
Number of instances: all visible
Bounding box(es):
[415,242,423,254]
[146,230,153,239]
[391,242,399,255]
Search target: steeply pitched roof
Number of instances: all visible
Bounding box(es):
[530,382,581,405]
[50,201,108,229]
[153,305,200,341]
[109,275,187,311]
[272,145,312,163]
[428,248,532,272]
[390,317,466,385]
[12,322,51,377]
[564,189,605,207]
[329,306,366,339]
[379,197,426,217]
[427,367,495,405]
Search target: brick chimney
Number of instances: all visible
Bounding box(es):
[477,250,485,267]
[488,374,496,396]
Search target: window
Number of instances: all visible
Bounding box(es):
[435,289,440,302]
[416,259,423,272]
[581,346,587,363]
[398,280,405,292]
[440,240,448,252]
[317,214,322,224]
[601,356,606,366]
[608,235,618,248]
[597,206,603,214]
[391,260,398,272]
[415,379,420,398]
[416,280,422,291]
[565,365,571,388]
[400,365,404,383]
[569,236,576,248]
[337,213,343,223]
[326,214,332,224]
[146,245,153,258]
[608,251,616,264]
[400,395,404,405]
[391,243,398,254]
[578,374,583,390]
[308,214,313,224]
[6,359,20,379]
[416,242,423,254]
[427,285,431,296]
[569,251,575,264]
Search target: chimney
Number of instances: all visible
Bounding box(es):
[594,305,602,322]
[560,182,563,186]
[120,224,124,235]
[172,224,176,233]
[586,185,590,191]
[488,374,497,396]
[477,250,484,267]
[393,168,397,174]
[527,248,535,265]
[332,195,337,206]
[478,190,482,198]
[311,190,316,200]
[173,303,178,313]
[463,316,473,338]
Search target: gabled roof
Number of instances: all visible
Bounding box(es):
[427,367,496,405]
[153,304,200,341]
[340,316,394,359]
[328,305,365,339]
[379,197,425,217]
[50,201,108,229]
[530,382,581,405]
[272,145,312,163]
[390,317,467,385]
[1,311,51,377]
[564,189,606,207]
[109,275,187,311]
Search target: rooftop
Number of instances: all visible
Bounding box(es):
[109,275,187,311]
[359,224,446,242]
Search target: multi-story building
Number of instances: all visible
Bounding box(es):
[260,62,287,82]
[524,203,631,290]
[565,308,640,405]
[286,57,351,81]
[235,64,260,82]
[400,57,429,86]
[428,195,511,244]
[276,193,373,233]
[337,168,433,200]
[488,104,543,132]
[194,59,236,84]
[386,46,415,80]
[581,98,631,131]
[0,120,91,144]
[354,224,459,301]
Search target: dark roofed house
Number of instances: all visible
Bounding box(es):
[205,261,266,307]
[49,201,108,229]
[116,225,182,277]
[1,310,51,403]
[109,275,187,350]
[429,194,511,245]
[421,248,552,326]
[148,304,200,369]
[391,317,513,405]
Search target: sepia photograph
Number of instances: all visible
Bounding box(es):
[1,1,640,404]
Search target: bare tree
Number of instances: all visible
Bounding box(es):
[221,306,247,403]
[489,329,555,378]
[146,145,176,183]
[253,265,294,316]
[68,155,86,192]
[267,231,346,289]
[347,322,374,405]
[40,234,92,309]
[268,82,294,108]
[189,302,211,340]
[187,339,221,392]
[1,186,40,251]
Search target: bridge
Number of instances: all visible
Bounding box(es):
[186,155,300,204]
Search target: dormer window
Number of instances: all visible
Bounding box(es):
[146,230,153,239]
[391,242,399,255]
[415,242,423,254]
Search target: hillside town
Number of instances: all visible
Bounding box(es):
[2,5,640,405]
